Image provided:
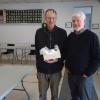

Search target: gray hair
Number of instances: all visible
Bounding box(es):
[72,11,86,21]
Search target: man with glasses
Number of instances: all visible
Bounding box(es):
[35,9,67,100]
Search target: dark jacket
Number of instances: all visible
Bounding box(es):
[35,26,67,74]
[65,29,100,76]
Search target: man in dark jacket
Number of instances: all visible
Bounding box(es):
[65,11,100,100]
[35,9,67,100]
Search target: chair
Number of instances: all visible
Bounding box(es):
[27,44,36,64]
[1,44,15,63]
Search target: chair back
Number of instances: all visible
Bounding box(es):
[30,44,36,55]
[7,44,15,53]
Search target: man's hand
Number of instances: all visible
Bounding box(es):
[65,68,70,74]
[82,74,88,78]
[44,59,58,64]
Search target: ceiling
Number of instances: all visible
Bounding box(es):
[0,0,99,3]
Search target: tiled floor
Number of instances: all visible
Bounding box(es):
[1,63,100,100]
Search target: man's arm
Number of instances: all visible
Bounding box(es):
[84,33,100,76]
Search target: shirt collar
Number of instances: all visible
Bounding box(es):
[46,25,56,33]
[74,28,86,35]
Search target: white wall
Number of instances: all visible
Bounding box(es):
[0,1,100,44]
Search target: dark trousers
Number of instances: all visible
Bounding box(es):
[68,74,93,100]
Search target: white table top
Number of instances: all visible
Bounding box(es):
[0,65,33,100]
[0,45,35,50]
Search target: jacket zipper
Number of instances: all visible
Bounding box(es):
[49,32,52,48]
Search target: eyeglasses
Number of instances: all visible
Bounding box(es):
[46,17,56,20]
